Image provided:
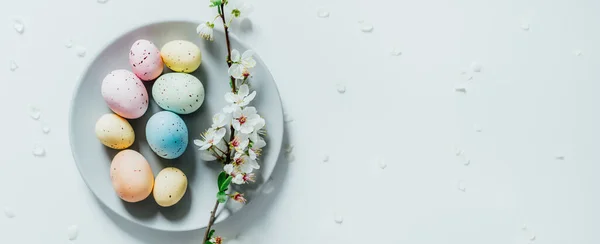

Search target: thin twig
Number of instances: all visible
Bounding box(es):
[202,200,221,242]
[201,3,239,243]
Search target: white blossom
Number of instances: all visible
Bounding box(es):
[212,112,230,128]
[249,117,266,142]
[224,164,234,174]
[249,139,266,160]
[224,84,256,113]
[226,0,254,19]
[230,133,250,152]
[234,152,260,173]
[228,49,256,79]
[196,22,215,41]
[232,106,260,134]
[198,140,227,161]
[194,128,227,150]
[232,174,245,184]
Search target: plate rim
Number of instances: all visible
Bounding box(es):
[68,19,284,232]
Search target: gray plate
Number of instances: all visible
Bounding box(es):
[68,20,283,232]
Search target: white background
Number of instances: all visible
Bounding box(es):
[1,0,600,243]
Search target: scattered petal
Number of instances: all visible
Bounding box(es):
[336,84,346,94]
[29,106,41,120]
[555,155,565,160]
[67,225,79,240]
[460,71,467,75]
[464,159,471,166]
[471,62,482,72]
[574,50,583,56]
[457,180,466,192]
[530,234,536,241]
[42,125,51,134]
[455,148,462,156]
[65,39,73,49]
[474,124,482,132]
[13,19,24,34]
[467,76,474,81]
[521,23,530,31]
[323,155,330,163]
[390,48,402,56]
[97,0,109,3]
[9,60,18,71]
[76,46,87,57]
[522,224,528,231]
[317,8,330,18]
[32,145,45,157]
[378,158,387,169]
[3,207,15,218]
[334,213,344,224]
[359,21,374,33]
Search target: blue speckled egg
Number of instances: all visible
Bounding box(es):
[145,111,189,159]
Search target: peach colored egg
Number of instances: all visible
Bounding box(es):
[129,40,163,81]
[110,150,154,203]
[101,70,149,119]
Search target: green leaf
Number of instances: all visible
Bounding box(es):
[217,191,228,203]
[205,241,212,244]
[209,0,222,7]
[220,176,233,192]
[208,229,215,239]
[217,171,227,190]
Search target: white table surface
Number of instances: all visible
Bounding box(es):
[1,0,600,243]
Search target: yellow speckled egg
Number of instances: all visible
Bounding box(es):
[95,114,135,149]
[110,150,154,203]
[160,40,202,73]
[153,167,188,207]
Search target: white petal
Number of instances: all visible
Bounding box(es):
[253,140,266,149]
[232,120,242,131]
[242,57,256,69]
[224,92,236,104]
[199,150,217,161]
[243,91,257,105]
[240,124,254,134]
[223,105,237,113]
[242,50,254,59]
[249,131,258,142]
[231,49,241,62]
[239,139,249,150]
[215,127,227,140]
[238,84,250,97]
[228,64,244,79]
[193,139,205,147]
[242,106,257,116]
[196,23,207,34]
[240,163,253,173]
[200,144,212,150]
[254,117,265,130]
[232,174,245,184]
[224,164,234,174]
[233,107,242,118]
[249,150,257,160]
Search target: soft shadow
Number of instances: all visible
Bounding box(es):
[158,187,193,221]
[122,195,159,219]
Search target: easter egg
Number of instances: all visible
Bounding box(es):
[146,111,189,159]
[160,40,202,73]
[94,113,135,149]
[101,69,149,119]
[110,150,154,203]
[152,73,205,114]
[153,167,188,207]
[129,39,163,81]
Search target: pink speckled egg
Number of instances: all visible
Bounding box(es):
[129,40,163,81]
[110,149,154,203]
[101,70,149,119]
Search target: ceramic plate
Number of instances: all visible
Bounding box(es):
[69,20,283,231]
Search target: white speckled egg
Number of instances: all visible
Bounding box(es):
[153,167,188,207]
[95,114,135,149]
[129,39,163,81]
[160,40,202,73]
[101,70,149,119]
[110,150,154,203]
[152,73,205,114]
